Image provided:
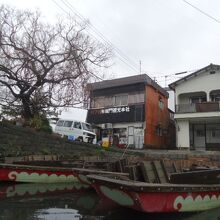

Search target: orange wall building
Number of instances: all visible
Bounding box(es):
[87,74,175,149]
[144,85,174,149]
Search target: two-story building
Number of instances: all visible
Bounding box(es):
[86,74,175,149]
[169,64,220,151]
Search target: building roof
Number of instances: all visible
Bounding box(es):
[87,74,169,97]
[169,63,220,90]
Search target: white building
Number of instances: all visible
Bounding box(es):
[169,64,220,151]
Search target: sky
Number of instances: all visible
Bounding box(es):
[1,0,220,118]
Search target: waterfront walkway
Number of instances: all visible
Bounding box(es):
[128,148,220,160]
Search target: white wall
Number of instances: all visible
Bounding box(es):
[168,90,175,111]
[175,111,220,120]
[176,120,190,148]
[175,70,220,104]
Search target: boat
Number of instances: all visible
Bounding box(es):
[87,160,220,213]
[0,163,129,184]
[0,163,79,183]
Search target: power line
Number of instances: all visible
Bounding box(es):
[52,0,140,74]
[182,0,220,24]
[51,0,105,81]
[147,68,197,80]
[62,0,140,71]
[51,0,70,15]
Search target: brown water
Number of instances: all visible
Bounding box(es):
[0,183,219,220]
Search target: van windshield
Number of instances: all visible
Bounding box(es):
[82,123,93,132]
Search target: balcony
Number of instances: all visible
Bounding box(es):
[176,102,220,113]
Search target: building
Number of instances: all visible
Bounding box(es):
[86,74,175,149]
[169,64,220,151]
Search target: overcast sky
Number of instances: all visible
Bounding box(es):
[1,0,220,87]
[1,0,219,118]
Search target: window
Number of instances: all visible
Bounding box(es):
[191,96,206,103]
[104,96,115,107]
[93,97,105,108]
[212,131,216,137]
[158,98,164,110]
[74,121,82,129]
[63,121,73,127]
[115,95,128,106]
[56,120,64,126]
[128,92,144,104]
[196,129,205,137]
[134,105,144,121]
[211,95,220,102]
[82,123,93,131]
[156,126,163,136]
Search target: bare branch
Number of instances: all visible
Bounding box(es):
[0,5,112,119]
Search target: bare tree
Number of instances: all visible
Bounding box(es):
[0,5,111,120]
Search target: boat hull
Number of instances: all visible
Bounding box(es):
[0,163,128,184]
[0,164,78,183]
[89,175,220,213]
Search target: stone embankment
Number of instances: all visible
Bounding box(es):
[1,121,220,164]
[0,121,141,161]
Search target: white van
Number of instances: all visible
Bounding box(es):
[54,119,96,144]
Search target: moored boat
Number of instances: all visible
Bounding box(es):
[0,163,129,184]
[87,160,220,213]
[0,163,79,183]
[87,173,220,213]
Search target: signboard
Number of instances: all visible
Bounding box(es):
[87,104,145,124]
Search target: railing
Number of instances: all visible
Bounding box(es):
[176,102,220,113]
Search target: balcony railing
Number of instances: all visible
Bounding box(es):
[176,102,220,113]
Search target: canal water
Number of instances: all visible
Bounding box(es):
[0,182,219,220]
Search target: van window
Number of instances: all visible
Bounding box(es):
[74,121,82,129]
[63,121,73,127]
[82,123,93,132]
[57,120,64,126]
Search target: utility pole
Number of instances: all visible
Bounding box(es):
[139,60,142,75]
[165,75,168,87]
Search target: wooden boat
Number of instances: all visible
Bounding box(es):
[0,163,129,184]
[0,163,79,183]
[87,174,220,213]
[87,160,220,213]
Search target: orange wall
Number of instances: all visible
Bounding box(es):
[144,85,170,148]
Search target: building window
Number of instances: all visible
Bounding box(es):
[115,95,128,106]
[211,94,220,102]
[92,97,105,108]
[190,96,206,104]
[196,129,205,137]
[92,92,145,108]
[104,96,115,107]
[156,126,163,136]
[128,92,144,104]
[158,98,164,110]
[212,131,216,137]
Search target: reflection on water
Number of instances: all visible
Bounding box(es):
[36,208,81,220]
[0,183,220,220]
